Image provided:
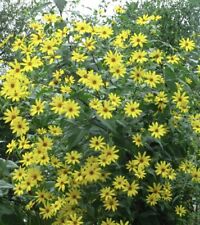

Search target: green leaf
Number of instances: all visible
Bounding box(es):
[98,119,117,134]
[6,160,18,169]
[68,129,86,149]
[53,0,66,14]
[0,180,13,189]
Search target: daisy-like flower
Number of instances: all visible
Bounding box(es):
[130,67,145,84]
[130,33,147,47]
[175,205,187,217]
[104,51,123,67]
[3,106,20,123]
[132,133,143,147]
[71,51,88,62]
[10,117,29,136]
[123,180,139,197]
[64,99,80,119]
[103,196,119,212]
[85,71,104,91]
[148,122,167,139]
[96,100,115,119]
[89,136,105,151]
[124,101,142,118]
[166,54,180,64]
[130,50,148,64]
[155,161,171,178]
[30,99,45,116]
[65,151,82,165]
[179,38,195,51]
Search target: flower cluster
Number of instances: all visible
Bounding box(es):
[0,3,200,225]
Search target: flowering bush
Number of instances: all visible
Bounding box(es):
[0,1,200,224]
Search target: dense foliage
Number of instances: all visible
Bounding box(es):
[0,0,199,225]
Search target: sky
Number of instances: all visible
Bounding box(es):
[0,0,132,17]
[76,0,130,16]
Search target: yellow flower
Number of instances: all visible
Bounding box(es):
[21,55,43,72]
[83,37,96,51]
[166,54,180,64]
[103,196,119,212]
[172,90,189,112]
[36,136,53,151]
[124,101,142,118]
[148,122,167,139]
[12,166,25,181]
[154,91,168,110]
[40,38,58,55]
[10,117,29,137]
[146,193,159,206]
[133,151,151,168]
[50,95,65,114]
[96,100,115,119]
[20,152,34,166]
[155,161,171,178]
[30,31,44,46]
[83,164,101,182]
[18,136,31,150]
[179,38,195,51]
[100,186,116,200]
[108,93,121,107]
[104,51,123,67]
[113,175,127,190]
[65,151,82,165]
[8,59,22,75]
[11,38,25,52]
[35,189,52,204]
[130,67,145,84]
[99,145,119,166]
[26,167,43,185]
[66,189,81,205]
[109,63,126,79]
[149,49,163,64]
[89,136,106,151]
[6,140,17,154]
[123,180,139,197]
[136,14,151,25]
[43,13,60,23]
[40,203,55,219]
[101,218,116,225]
[161,182,172,201]
[190,114,200,134]
[116,220,129,225]
[175,205,186,217]
[179,160,195,173]
[133,166,146,179]
[130,50,148,64]
[191,168,200,182]
[85,71,104,90]
[147,182,162,199]
[30,99,45,116]
[114,5,125,14]
[3,107,20,123]
[144,71,162,88]
[55,174,69,192]
[48,125,62,136]
[71,51,88,62]
[130,33,147,47]
[64,99,80,119]
[74,21,92,34]
[29,21,43,30]
[89,98,102,110]
[132,133,143,147]
[95,25,113,39]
